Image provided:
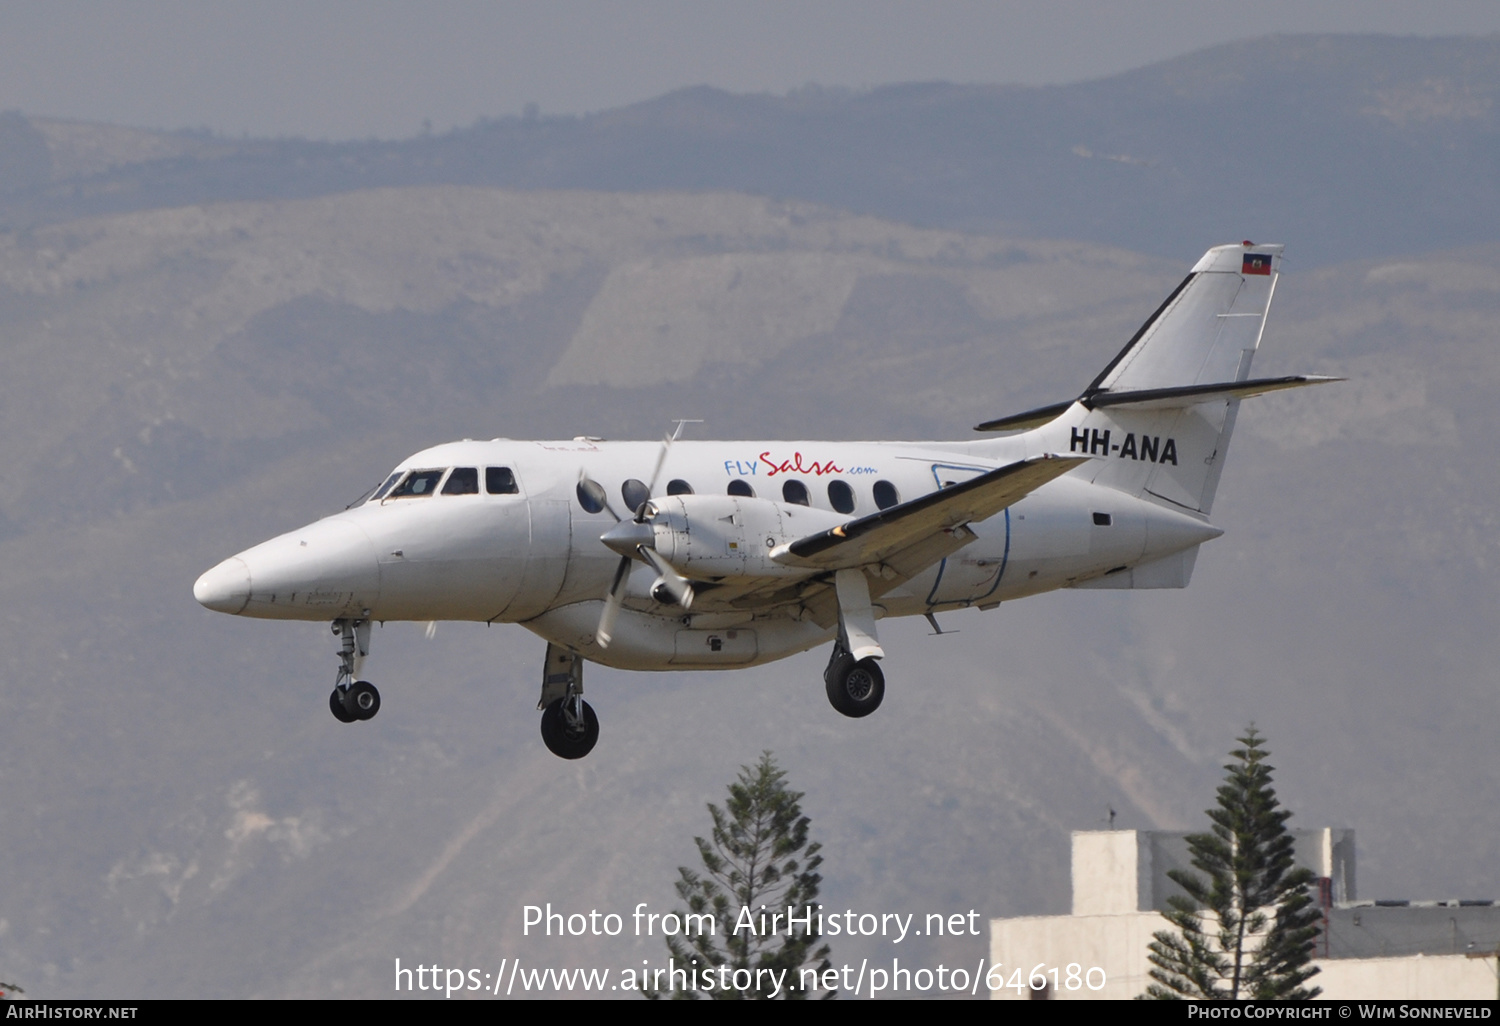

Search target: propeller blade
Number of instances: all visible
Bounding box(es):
[595,555,633,648]
[639,546,694,610]
[641,434,673,513]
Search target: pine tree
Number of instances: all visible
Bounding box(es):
[649,752,834,999]
[1145,727,1323,1000]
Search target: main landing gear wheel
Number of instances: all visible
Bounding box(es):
[540,697,599,759]
[346,680,380,721]
[330,687,356,723]
[330,681,380,722]
[825,657,885,718]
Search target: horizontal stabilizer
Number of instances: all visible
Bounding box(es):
[973,400,1075,433]
[1085,375,1341,412]
[774,453,1087,570]
[974,376,1338,432]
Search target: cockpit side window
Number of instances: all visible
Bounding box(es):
[387,469,445,498]
[486,467,519,495]
[370,471,403,502]
[442,467,479,495]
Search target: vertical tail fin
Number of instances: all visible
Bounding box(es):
[985,243,1291,516]
[1086,242,1282,396]
[1070,243,1281,515]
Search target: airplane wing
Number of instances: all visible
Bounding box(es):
[770,453,1087,571]
[674,453,1085,621]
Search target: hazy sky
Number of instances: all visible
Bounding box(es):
[2,1,1498,140]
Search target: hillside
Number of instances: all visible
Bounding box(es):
[0,183,1495,996]
[4,34,1499,266]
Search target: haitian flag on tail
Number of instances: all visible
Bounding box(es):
[1242,252,1273,275]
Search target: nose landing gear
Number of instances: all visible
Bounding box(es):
[540,696,599,759]
[329,618,380,723]
[538,643,598,758]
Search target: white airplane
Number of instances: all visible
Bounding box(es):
[194,242,1333,759]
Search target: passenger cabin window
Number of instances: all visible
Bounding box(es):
[667,479,694,495]
[487,467,519,494]
[827,480,855,514]
[782,479,810,506]
[387,469,445,498]
[442,467,479,495]
[576,480,603,514]
[727,479,755,498]
[621,478,651,514]
[873,480,900,510]
[370,471,403,502]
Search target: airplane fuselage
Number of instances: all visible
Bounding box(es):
[195,433,1217,670]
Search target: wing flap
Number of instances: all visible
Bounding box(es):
[772,453,1086,571]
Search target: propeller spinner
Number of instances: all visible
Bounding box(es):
[578,437,695,648]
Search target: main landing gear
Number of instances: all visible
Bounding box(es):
[538,643,598,759]
[329,618,380,723]
[824,641,885,718]
[824,568,886,718]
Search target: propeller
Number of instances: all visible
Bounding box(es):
[580,435,695,648]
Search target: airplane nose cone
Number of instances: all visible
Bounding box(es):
[194,557,251,614]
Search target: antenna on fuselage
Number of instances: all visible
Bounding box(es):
[669,419,703,441]
[924,612,958,636]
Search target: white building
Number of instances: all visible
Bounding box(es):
[989,830,1499,1000]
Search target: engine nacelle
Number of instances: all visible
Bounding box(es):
[649,576,679,605]
[647,494,847,580]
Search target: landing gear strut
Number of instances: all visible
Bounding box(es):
[329,618,380,723]
[538,643,598,758]
[824,568,886,717]
[824,641,885,718]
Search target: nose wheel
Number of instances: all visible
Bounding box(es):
[328,619,380,723]
[540,696,599,759]
[537,644,598,758]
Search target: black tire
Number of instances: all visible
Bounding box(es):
[345,681,381,721]
[540,697,599,759]
[330,687,356,723]
[823,651,855,692]
[826,658,885,718]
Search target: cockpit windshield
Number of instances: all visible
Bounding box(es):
[386,469,446,498]
[368,464,522,503]
[369,471,404,502]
